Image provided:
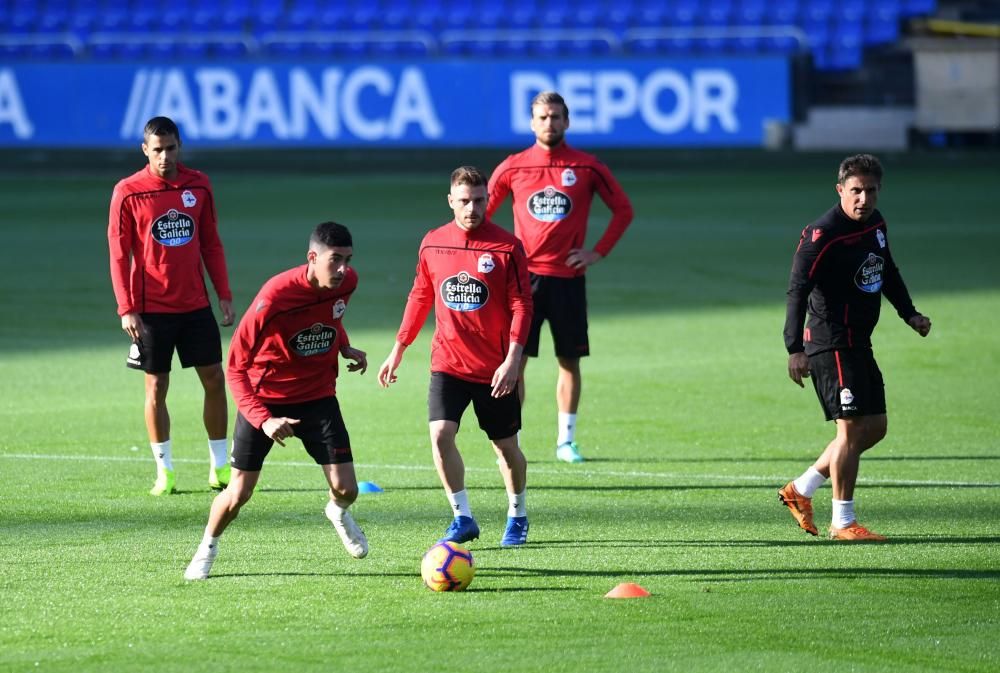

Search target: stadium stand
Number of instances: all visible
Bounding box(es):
[0,0,941,72]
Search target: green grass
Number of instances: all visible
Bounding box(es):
[1,155,999,673]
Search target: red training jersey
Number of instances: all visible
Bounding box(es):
[488,142,633,278]
[108,163,232,316]
[227,265,358,429]
[396,220,532,384]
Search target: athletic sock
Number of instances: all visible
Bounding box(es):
[447,489,473,519]
[200,531,219,548]
[832,499,856,528]
[208,439,228,469]
[557,412,577,446]
[151,440,173,471]
[793,467,827,498]
[507,490,526,518]
[327,499,349,521]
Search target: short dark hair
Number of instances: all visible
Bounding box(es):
[310,221,353,249]
[838,153,883,185]
[450,166,487,188]
[143,116,181,143]
[531,91,569,118]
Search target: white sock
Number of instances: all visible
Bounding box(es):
[326,499,349,521]
[151,440,173,471]
[507,490,526,517]
[557,412,576,446]
[793,467,827,498]
[200,531,219,548]
[208,439,228,469]
[832,499,856,528]
[447,489,473,519]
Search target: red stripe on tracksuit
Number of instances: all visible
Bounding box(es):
[834,350,845,387]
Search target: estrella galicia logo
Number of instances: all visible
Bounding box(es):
[854,253,885,293]
[152,209,195,247]
[289,322,337,357]
[527,186,572,222]
[441,271,489,312]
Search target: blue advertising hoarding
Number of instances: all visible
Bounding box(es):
[0,58,789,148]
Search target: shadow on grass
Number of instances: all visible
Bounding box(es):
[490,566,1000,581]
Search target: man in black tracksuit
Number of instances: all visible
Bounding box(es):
[777,154,932,542]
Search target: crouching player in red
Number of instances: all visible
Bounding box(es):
[378,167,534,547]
[185,222,369,580]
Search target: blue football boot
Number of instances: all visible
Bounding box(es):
[440,515,480,544]
[501,516,529,547]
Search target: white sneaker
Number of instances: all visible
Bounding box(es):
[184,542,219,581]
[325,501,369,559]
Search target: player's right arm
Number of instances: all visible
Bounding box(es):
[783,226,822,386]
[226,294,277,429]
[486,157,513,220]
[108,183,144,339]
[378,244,434,388]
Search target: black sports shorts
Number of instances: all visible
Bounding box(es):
[126,306,222,373]
[231,396,352,471]
[524,273,589,359]
[428,371,521,441]
[809,349,886,421]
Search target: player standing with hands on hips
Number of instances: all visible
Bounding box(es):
[185,222,369,580]
[780,154,931,542]
[378,166,534,547]
[488,91,633,463]
[108,116,234,496]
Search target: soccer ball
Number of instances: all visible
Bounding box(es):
[421,541,475,592]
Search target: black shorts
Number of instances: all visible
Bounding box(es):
[524,273,589,359]
[231,396,353,471]
[428,371,521,441]
[126,306,222,373]
[809,349,886,421]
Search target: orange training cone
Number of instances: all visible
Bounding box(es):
[604,582,651,598]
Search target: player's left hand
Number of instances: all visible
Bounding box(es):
[342,346,368,374]
[908,314,931,337]
[566,248,603,270]
[219,299,235,326]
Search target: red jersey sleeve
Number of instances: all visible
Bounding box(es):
[508,240,532,346]
[591,161,634,258]
[196,179,233,303]
[108,182,137,316]
[396,242,435,346]
[487,155,513,220]
[226,294,275,428]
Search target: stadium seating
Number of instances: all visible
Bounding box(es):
[0,0,939,72]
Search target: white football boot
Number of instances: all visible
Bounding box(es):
[184,542,219,581]
[325,501,369,559]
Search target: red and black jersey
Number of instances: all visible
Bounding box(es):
[228,265,357,429]
[488,142,633,278]
[784,205,918,356]
[396,220,532,384]
[108,163,232,316]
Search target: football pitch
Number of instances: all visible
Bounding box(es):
[1,153,998,672]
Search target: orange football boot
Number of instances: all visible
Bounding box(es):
[828,522,886,542]
[778,482,818,536]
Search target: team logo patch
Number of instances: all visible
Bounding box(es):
[332,298,346,319]
[289,322,337,357]
[876,229,886,248]
[256,300,267,312]
[126,342,142,367]
[854,252,885,293]
[151,209,195,247]
[812,229,823,242]
[477,253,495,274]
[561,168,576,187]
[527,186,572,222]
[840,388,855,406]
[181,190,197,207]
[441,271,489,312]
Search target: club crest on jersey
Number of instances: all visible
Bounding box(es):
[181,190,197,207]
[527,186,572,222]
[477,253,495,274]
[876,229,886,248]
[152,209,195,247]
[812,229,823,242]
[289,322,337,357]
[854,252,884,293]
[332,298,346,319]
[561,168,576,187]
[441,271,489,312]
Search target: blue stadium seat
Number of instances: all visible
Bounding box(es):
[766,0,800,25]
[902,0,936,17]
[735,0,767,27]
[865,2,901,45]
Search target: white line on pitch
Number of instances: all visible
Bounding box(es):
[1,452,996,488]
